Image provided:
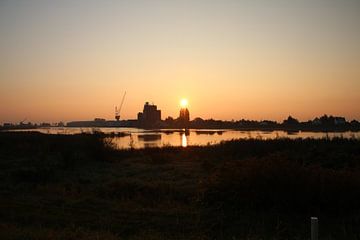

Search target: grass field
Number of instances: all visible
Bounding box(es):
[1,132,360,239]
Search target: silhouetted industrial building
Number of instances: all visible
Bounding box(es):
[179,108,190,122]
[178,108,190,128]
[137,102,161,127]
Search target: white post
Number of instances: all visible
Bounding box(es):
[311,217,318,240]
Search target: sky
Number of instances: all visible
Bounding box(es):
[1,0,360,123]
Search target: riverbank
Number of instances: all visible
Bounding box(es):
[1,132,360,239]
[2,128,360,149]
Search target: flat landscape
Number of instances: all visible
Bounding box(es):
[1,132,360,239]
[1,1,360,239]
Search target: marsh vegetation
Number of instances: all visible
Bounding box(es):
[1,132,360,239]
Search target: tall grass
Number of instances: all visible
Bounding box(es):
[1,132,360,239]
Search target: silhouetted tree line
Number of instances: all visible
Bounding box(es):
[1,114,360,131]
[162,114,360,131]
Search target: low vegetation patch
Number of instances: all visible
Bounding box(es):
[0,132,360,239]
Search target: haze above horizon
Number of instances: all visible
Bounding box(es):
[1,0,360,123]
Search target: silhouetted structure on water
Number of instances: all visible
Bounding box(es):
[178,107,190,128]
[137,102,162,128]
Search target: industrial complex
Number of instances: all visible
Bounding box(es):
[66,100,190,129]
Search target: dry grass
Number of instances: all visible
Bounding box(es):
[0,132,360,239]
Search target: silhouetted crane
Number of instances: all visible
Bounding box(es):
[115,91,126,121]
[20,118,27,125]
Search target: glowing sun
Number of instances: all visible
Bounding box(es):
[180,99,188,108]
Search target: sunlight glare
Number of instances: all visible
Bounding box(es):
[180,99,188,108]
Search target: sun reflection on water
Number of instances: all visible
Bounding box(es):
[181,133,187,147]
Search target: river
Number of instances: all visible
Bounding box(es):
[6,127,360,149]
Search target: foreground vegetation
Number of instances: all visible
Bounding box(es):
[0,132,360,239]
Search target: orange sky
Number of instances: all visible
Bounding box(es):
[1,0,360,123]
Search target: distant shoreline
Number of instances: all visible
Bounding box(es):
[2,114,360,132]
[1,126,360,133]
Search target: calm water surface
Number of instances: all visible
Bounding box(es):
[7,127,360,149]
